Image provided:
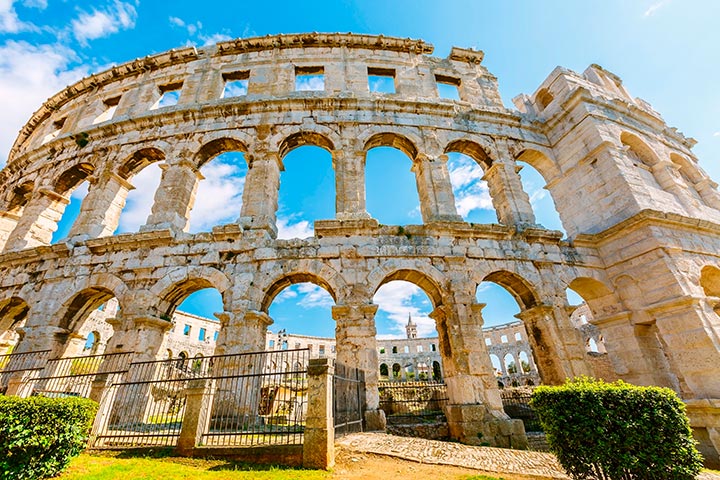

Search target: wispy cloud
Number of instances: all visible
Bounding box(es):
[644,0,670,17]
[374,281,435,339]
[168,15,233,46]
[72,0,137,45]
[276,217,314,239]
[273,283,333,309]
[447,153,494,218]
[0,0,38,33]
[713,131,720,137]
[295,75,324,92]
[116,163,163,232]
[188,158,247,232]
[0,41,91,165]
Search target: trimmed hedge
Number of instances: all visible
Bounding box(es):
[0,396,98,480]
[531,377,703,480]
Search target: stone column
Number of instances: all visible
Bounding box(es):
[434,302,527,448]
[334,150,370,220]
[103,315,172,362]
[694,178,720,210]
[515,305,587,385]
[332,303,385,430]
[303,357,334,470]
[67,172,134,240]
[238,150,282,236]
[483,159,536,228]
[411,154,463,223]
[215,310,272,356]
[652,161,700,213]
[141,161,203,234]
[0,211,21,251]
[4,189,70,251]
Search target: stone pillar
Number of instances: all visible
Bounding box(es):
[141,161,203,234]
[67,173,134,240]
[411,154,463,223]
[215,310,272,356]
[4,189,70,251]
[303,357,334,470]
[176,378,215,455]
[483,159,536,228]
[104,315,172,362]
[332,303,386,431]
[434,303,527,448]
[334,150,370,220]
[238,150,282,236]
[0,211,21,251]
[515,305,589,385]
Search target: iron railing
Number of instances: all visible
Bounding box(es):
[91,348,310,449]
[501,389,542,432]
[32,352,133,399]
[377,381,448,421]
[333,362,365,438]
[0,350,51,395]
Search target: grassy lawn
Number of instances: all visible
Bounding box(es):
[56,451,329,480]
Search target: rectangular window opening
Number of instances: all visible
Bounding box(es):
[485,338,492,346]
[93,96,121,124]
[295,66,324,91]
[213,331,218,342]
[222,71,249,98]
[368,67,396,94]
[42,117,66,144]
[417,345,423,353]
[183,324,191,336]
[431,343,436,352]
[199,328,206,342]
[435,74,461,100]
[151,82,183,110]
[269,339,275,348]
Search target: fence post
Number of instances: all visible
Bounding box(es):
[176,378,214,455]
[303,357,334,470]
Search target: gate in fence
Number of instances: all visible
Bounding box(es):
[90,348,310,449]
[378,381,448,423]
[332,362,365,438]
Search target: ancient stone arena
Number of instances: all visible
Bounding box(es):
[0,32,719,466]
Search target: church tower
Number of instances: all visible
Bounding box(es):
[405,313,417,339]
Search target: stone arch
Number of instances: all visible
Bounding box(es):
[4,180,34,213]
[0,296,30,336]
[151,266,232,317]
[444,139,493,170]
[53,162,95,196]
[482,270,540,310]
[56,286,116,332]
[379,363,389,376]
[195,136,249,168]
[620,131,661,167]
[515,148,562,183]
[277,130,336,159]
[117,147,166,180]
[363,132,419,161]
[368,261,446,308]
[670,153,703,184]
[567,276,621,318]
[260,271,338,313]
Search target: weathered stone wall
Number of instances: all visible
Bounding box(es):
[0,33,719,460]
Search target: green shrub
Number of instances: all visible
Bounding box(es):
[531,377,703,480]
[0,396,98,480]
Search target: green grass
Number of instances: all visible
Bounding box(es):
[463,476,504,480]
[55,451,329,480]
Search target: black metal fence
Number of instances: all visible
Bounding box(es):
[0,350,51,395]
[333,362,365,438]
[33,352,133,399]
[91,348,310,449]
[501,389,542,432]
[378,381,448,421]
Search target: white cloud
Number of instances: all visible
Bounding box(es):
[276,217,314,239]
[272,283,333,309]
[0,0,37,33]
[21,0,46,8]
[188,158,246,232]
[713,131,720,137]
[0,41,91,165]
[199,32,232,46]
[72,1,137,45]
[168,15,231,46]
[447,154,494,217]
[644,0,670,17]
[295,75,324,92]
[373,280,435,339]
[116,162,163,232]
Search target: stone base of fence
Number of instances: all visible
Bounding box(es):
[364,408,386,431]
[182,445,303,466]
[445,404,528,449]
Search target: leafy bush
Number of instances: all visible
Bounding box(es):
[0,396,98,480]
[531,377,703,479]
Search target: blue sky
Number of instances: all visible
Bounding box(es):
[0,0,717,338]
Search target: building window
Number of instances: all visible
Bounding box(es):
[580,314,588,324]
[379,347,385,354]
[282,340,288,350]
[515,332,522,341]
[269,339,275,348]
[42,117,66,144]
[431,343,436,352]
[295,342,301,349]
[308,344,313,351]
[151,82,183,110]
[485,338,492,346]
[199,328,206,341]
[501,335,508,344]
[222,70,249,98]
[417,345,423,353]
[319,345,326,356]
[183,325,191,336]
[213,331,218,342]
[368,67,395,93]
[295,66,324,91]
[404,346,410,354]
[435,74,460,100]
[94,96,121,124]
[331,345,336,353]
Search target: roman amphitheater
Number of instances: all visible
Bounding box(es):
[0,33,719,464]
